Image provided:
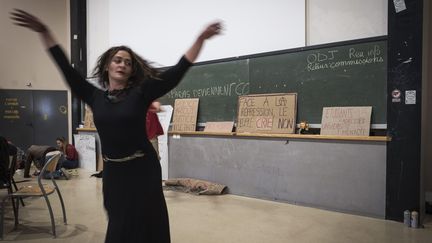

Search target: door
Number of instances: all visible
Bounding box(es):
[33,91,68,146]
[0,90,34,149]
[0,90,68,150]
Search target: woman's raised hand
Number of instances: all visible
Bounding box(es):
[10,9,48,33]
[199,22,223,40]
[184,21,223,62]
[10,9,57,48]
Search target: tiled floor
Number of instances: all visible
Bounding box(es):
[1,169,432,242]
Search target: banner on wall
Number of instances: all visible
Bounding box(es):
[236,93,297,134]
[171,98,199,132]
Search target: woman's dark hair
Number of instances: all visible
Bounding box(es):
[56,136,68,154]
[91,46,160,89]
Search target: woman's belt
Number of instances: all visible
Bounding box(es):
[103,150,145,162]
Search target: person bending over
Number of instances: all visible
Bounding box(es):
[23,145,56,178]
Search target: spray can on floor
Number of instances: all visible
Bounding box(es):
[411,211,418,228]
[403,210,411,227]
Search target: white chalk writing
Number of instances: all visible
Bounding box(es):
[307,45,384,72]
[167,82,249,99]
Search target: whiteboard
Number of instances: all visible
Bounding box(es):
[73,134,97,171]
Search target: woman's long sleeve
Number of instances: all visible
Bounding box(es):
[142,56,192,101]
[48,45,96,105]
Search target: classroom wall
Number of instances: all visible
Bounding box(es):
[86,0,109,77]
[87,0,305,69]
[306,0,388,45]
[107,0,306,67]
[87,0,387,69]
[0,0,70,90]
[0,0,72,140]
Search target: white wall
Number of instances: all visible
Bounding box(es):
[306,0,387,45]
[88,0,388,68]
[87,0,109,77]
[90,0,306,67]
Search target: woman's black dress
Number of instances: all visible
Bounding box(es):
[49,45,191,242]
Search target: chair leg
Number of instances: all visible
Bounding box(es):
[6,186,19,230]
[0,199,5,240]
[12,198,18,230]
[14,198,19,229]
[12,179,25,207]
[42,195,56,238]
[18,198,25,207]
[54,186,67,225]
[0,197,13,240]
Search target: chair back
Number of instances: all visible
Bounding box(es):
[8,155,17,177]
[37,151,61,188]
[42,151,61,173]
[38,151,61,183]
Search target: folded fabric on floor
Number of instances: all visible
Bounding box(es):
[164,178,227,195]
[66,169,79,176]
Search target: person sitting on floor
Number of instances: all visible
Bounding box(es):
[56,137,79,169]
[55,137,79,179]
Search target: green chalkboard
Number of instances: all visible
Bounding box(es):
[160,60,250,123]
[160,38,387,125]
[250,40,387,124]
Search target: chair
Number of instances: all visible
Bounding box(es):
[8,155,26,207]
[11,151,67,238]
